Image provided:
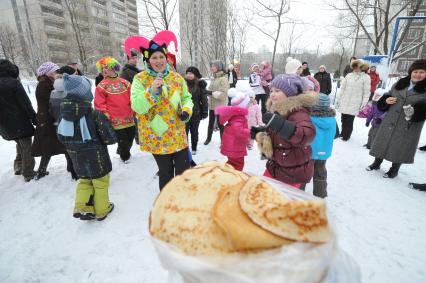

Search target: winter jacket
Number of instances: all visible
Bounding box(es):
[186,78,208,121]
[215,106,250,158]
[260,63,273,82]
[366,103,386,128]
[228,70,238,88]
[0,60,36,141]
[314,71,332,94]
[310,108,336,160]
[370,76,426,164]
[343,64,352,77]
[247,101,263,128]
[256,92,317,184]
[58,99,116,179]
[31,76,66,157]
[249,72,266,95]
[95,76,134,129]
[121,63,140,83]
[208,71,229,110]
[337,72,371,116]
[369,70,381,93]
[49,78,67,126]
[131,67,193,155]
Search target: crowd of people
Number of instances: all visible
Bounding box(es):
[1,30,425,221]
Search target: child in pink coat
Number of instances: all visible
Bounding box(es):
[246,89,264,149]
[215,89,250,171]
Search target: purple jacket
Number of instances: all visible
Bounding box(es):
[366,103,386,128]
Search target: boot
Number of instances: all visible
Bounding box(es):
[409,183,426,191]
[204,128,213,145]
[419,145,426,151]
[366,158,382,171]
[34,170,49,180]
[96,203,114,221]
[383,163,401,178]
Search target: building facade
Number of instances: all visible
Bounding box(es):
[179,0,227,76]
[0,0,139,75]
[395,0,426,73]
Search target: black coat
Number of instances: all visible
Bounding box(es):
[314,71,332,94]
[31,76,66,157]
[58,99,116,179]
[121,63,140,83]
[0,60,36,141]
[343,64,352,77]
[186,79,208,121]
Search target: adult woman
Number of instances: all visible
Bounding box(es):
[367,59,426,178]
[0,60,36,182]
[31,62,69,180]
[301,62,311,77]
[131,40,193,190]
[314,65,332,95]
[336,59,371,141]
[204,60,229,145]
[185,66,208,154]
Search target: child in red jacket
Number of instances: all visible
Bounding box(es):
[215,88,250,171]
[95,57,135,163]
[251,74,317,188]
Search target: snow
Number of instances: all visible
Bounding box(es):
[0,80,425,283]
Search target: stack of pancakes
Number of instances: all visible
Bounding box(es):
[149,162,332,256]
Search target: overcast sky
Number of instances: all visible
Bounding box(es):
[239,0,342,54]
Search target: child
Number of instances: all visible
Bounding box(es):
[251,74,317,188]
[95,57,135,163]
[365,89,386,149]
[249,63,267,113]
[247,89,264,150]
[307,93,337,198]
[259,61,273,94]
[57,74,116,221]
[215,89,250,171]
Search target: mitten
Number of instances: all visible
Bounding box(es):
[179,111,189,121]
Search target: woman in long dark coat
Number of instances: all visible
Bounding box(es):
[31,62,70,180]
[367,59,426,178]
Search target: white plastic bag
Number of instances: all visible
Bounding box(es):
[151,177,361,283]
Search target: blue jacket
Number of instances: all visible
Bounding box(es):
[310,108,336,160]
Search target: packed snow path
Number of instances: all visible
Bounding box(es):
[0,81,425,283]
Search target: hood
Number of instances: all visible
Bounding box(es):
[215,106,248,122]
[267,91,318,116]
[60,99,92,121]
[311,115,335,130]
[310,108,336,118]
[0,59,19,78]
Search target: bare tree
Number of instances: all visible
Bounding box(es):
[0,25,21,65]
[139,0,178,35]
[328,0,423,56]
[179,9,196,66]
[249,0,292,70]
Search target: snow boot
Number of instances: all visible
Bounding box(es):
[96,203,114,221]
[409,183,426,191]
[383,163,401,178]
[419,145,426,151]
[366,158,383,171]
[34,170,49,180]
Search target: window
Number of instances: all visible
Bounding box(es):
[128,19,138,27]
[113,12,127,24]
[95,17,109,26]
[114,22,128,34]
[113,3,125,12]
[128,12,138,20]
[129,27,139,34]
[97,29,110,37]
[399,60,413,71]
[41,5,64,17]
[414,12,425,23]
[92,7,108,17]
[44,19,65,29]
[127,0,136,6]
[402,44,418,56]
[408,28,421,39]
[93,0,106,6]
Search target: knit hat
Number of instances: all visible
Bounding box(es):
[408,59,426,75]
[313,93,330,110]
[58,65,77,75]
[37,62,60,77]
[250,63,259,72]
[62,73,93,100]
[210,60,224,72]
[228,88,249,108]
[300,76,315,91]
[246,88,256,98]
[285,57,302,74]
[96,57,121,73]
[319,65,326,70]
[270,74,304,97]
[186,66,202,79]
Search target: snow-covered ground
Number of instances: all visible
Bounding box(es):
[0,80,425,283]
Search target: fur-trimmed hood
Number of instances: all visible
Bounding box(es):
[395,76,426,94]
[266,91,318,116]
[215,105,248,121]
[310,108,336,118]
